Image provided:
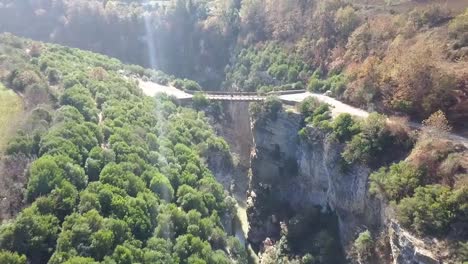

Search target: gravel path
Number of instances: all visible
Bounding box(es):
[279,92,369,118]
[139,79,192,99]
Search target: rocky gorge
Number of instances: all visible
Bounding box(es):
[207,102,445,264]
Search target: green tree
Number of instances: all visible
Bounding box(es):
[192,92,209,110]
[370,162,422,201]
[150,173,174,202]
[396,185,468,235]
[0,250,27,264]
[26,155,63,201]
[0,209,59,262]
[331,113,360,142]
[354,230,373,260]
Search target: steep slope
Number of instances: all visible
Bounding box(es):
[0,34,248,264]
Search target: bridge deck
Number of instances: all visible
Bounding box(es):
[206,95,265,101]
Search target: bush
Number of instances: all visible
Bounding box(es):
[268,64,289,81]
[334,5,361,40]
[396,185,468,235]
[174,79,202,91]
[342,113,400,166]
[354,230,373,259]
[0,250,27,264]
[408,5,450,28]
[370,161,423,201]
[307,76,324,92]
[298,96,321,116]
[258,96,283,120]
[8,69,43,92]
[287,68,299,82]
[192,92,209,110]
[331,113,360,142]
[449,8,468,37]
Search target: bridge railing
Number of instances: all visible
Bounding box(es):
[185,89,306,96]
[185,90,260,95]
[266,89,306,95]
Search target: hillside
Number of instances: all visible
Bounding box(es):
[0,33,248,264]
[0,0,467,128]
[0,0,467,264]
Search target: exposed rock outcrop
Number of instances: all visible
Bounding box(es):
[389,222,440,264]
[247,109,442,263]
[248,110,382,248]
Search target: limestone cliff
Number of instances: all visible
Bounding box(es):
[247,109,442,264]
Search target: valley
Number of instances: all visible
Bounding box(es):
[0,0,467,263]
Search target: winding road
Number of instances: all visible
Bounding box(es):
[139,79,468,147]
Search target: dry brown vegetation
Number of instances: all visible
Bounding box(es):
[407,137,467,186]
[0,154,32,222]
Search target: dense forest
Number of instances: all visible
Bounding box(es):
[0,0,467,127]
[0,33,248,264]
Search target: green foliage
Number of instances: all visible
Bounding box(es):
[303,103,332,130]
[0,250,27,264]
[342,113,408,167]
[150,173,174,202]
[225,44,311,92]
[60,85,98,122]
[192,92,209,110]
[298,96,321,116]
[173,79,202,91]
[308,74,347,95]
[0,208,60,262]
[354,230,373,259]
[408,5,450,29]
[331,113,360,142]
[396,185,468,236]
[370,162,422,201]
[250,96,283,121]
[449,8,468,48]
[0,35,245,263]
[26,155,87,201]
[7,69,44,92]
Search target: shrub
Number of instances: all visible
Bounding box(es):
[268,64,289,81]
[449,8,468,37]
[421,110,451,134]
[287,68,299,82]
[298,96,321,116]
[173,79,202,91]
[408,5,450,29]
[263,96,283,120]
[342,113,400,166]
[308,104,332,128]
[354,230,373,259]
[8,69,43,92]
[370,161,423,201]
[396,185,468,235]
[0,250,27,264]
[184,80,202,91]
[334,5,361,40]
[307,76,324,92]
[331,113,360,142]
[192,92,209,110]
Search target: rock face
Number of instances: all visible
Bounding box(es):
[206,101,253,196]
[389,222,440,264]
[248,110,382,248]
[247,110,442,263]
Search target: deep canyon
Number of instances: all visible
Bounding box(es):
[207,102,445,264]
